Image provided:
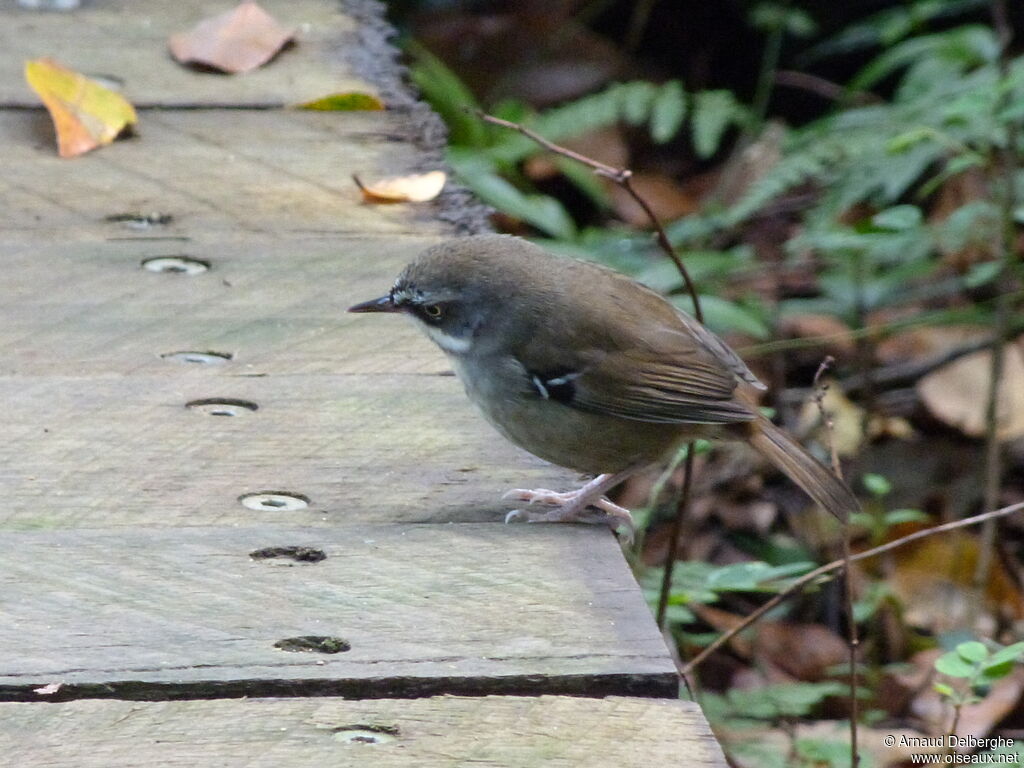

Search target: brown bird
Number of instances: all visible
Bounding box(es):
[350,235,859,533]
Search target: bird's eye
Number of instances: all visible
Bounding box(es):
[424,304,443,319]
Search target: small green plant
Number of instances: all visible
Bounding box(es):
[642,559,814,628]
[933,640,1024,738]
[702,681,866,768]
[850,472,928,547]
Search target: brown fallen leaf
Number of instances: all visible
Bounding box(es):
[24,58,137,158]
[608,172,700,227]
[754,620,850,682]
[523,127,629,181]
[917,337,1024,440]
[169,1,295,74]
[778,313,856,357]
[885,533,1024,636]
[353,171,446,203]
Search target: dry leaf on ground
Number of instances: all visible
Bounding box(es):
[778,313,856,357]
[523,127,629,181]
[797,380,865,457]
[754,621,850,682]
[608,172,700,227]
[24,58,137,158]
[918,337,1024,440]
[354,171,446,203]
[169,1,295,74]
[885,533,1024,636]
[295,92,385,111]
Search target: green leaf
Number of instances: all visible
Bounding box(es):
[692,90,743,159]
[986,641,1024,668]
[704,561,814,592]
[980,661,1015,682]
[871,205,923,231]
[552,156,610,209]
[650,81,687,144]
[448,151,577,240]
[957,641,989,663]
[884,509,928,526]
[851,25,998,92]
[935,651,977,678]
[862,473,892,497]
[722,681,848,720]
[964,261,1002,288]
[294,92,384,111]
[622,81,656,125]
[796,738,855,768]
[407,42,487,148]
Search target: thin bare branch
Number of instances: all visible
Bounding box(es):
[812,355,859,766]
[472,109,704,324]
[680,499,1024,676]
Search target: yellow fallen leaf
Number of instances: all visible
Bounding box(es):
[295,92,385,111]
[169,1,295,74]
[24,58,137,158]
[796,379,864,457]
[354,171,446,203]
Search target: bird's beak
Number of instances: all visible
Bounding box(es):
[348,295,401,314]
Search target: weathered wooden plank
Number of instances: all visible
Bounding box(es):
[0,0,371,108]
[0,375,572,528]
[0,235,452,377]
[0,695,727,767]
[0,526,676,699]
[0,110,446,235]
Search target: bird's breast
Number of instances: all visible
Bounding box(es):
[448,353,690,473]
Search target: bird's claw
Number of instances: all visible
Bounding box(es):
[504,504,635,544]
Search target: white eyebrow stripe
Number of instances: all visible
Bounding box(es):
[532,375,550,399]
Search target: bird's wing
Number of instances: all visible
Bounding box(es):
[514,256,762,425]
[571,346,757,424]
[673,310,766,391]
[520,328,758,425]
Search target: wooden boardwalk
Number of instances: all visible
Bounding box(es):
[0,1,725,764]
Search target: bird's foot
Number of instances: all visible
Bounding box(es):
[502,486,635,542]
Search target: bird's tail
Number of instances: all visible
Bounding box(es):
[746,417,859,521]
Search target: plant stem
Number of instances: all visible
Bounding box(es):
[656,449,695,627]
[974,0,1018,589]
[680,499,1024,677]
[813,358,859,767]
[751,14,785,133]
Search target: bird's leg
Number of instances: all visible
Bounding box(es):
[503,466,641,536]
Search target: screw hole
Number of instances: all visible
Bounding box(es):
[274,636,350,654]
[250,546,326,563]
[239,492,309,512]
[107,211,173,228]
[332,725,399,745]
[161,351,232,365]
[142,256,209,275]
[186,398,258,417]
